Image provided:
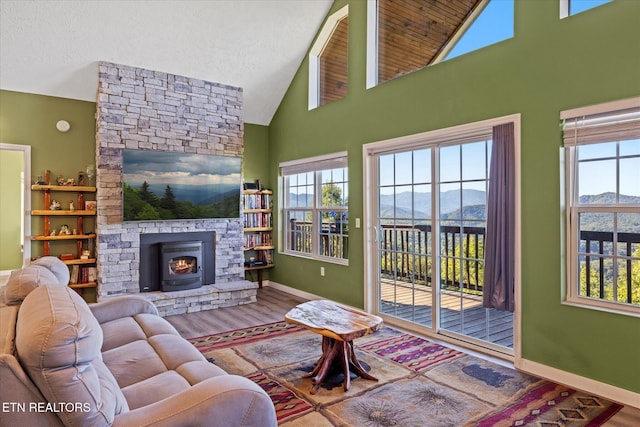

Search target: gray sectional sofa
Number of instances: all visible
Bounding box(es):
[0,258,276,426]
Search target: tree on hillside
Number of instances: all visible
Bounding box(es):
[322,183,344,207]
[136,204,162,220]
[139,181,159,206]
[160,185,176,212]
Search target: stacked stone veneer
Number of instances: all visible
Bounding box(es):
[95,62,255,315]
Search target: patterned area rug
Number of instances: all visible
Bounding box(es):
[189,322,622,426]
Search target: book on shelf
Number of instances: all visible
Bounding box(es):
[70,265,80,284]
[243,212,272,228]
[87,267,97,282]
[243,192,271,210]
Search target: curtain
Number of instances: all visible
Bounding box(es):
[483,122,515,312]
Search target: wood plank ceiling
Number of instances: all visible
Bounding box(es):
[319,16,349,106]
[378,0,482,84]
[317,0,481,105]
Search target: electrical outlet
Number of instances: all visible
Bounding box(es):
[320,267,325,276]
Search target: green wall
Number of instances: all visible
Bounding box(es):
[0,90,97,254]
[268,0,640,393]
[1,90,97,300]
[243,123,271,189]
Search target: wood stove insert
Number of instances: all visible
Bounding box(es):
[159,241,203,292]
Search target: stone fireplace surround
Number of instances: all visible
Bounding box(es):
[95,62,256,316]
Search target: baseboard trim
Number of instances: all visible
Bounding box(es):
[517,358,640,408]
[263,280,323,302]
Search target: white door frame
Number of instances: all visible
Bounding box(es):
[362,114,522,360]
[0,143,31,272]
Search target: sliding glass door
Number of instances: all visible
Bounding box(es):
[369,125,515,354]
[378,149,434,327]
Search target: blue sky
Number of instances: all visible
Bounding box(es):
[578,140,640,198]
[445,0,514,61]
[569,0,613,15]
[445,0,614,60]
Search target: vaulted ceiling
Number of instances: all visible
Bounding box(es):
[0,0,333,125]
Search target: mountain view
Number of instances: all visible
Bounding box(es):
[290,190,639,230]
[379,189,486,219]
[377,190,639,230]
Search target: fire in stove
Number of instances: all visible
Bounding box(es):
[169,257,197,275]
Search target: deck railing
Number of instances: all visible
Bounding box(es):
[287,220,639,304]
[580,230,640,304]
[289,219,348,258]
[379,224,485,293]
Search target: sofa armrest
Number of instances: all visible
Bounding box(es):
[90,295,159,324]
[0,355,62,426]
[113,375,276,427]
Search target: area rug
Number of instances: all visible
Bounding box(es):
[189,322,622,426]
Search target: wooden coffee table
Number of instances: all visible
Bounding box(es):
[284,299,383,393]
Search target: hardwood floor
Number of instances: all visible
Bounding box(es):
[165,286,306,338]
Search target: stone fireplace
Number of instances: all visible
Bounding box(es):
[95,62,256,316]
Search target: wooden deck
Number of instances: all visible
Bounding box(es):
[379,278,514,348]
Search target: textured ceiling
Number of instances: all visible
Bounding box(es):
[0,0,333,125]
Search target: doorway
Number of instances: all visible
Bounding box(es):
[0,143,31,272]
[363,116,520,356]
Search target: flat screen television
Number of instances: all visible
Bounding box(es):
[122,149,241,221]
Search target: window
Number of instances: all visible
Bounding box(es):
[561,0,613,18]
[562,98,640,316]
[281,152,348,263]
[309,6,349,109]
[443,0,514,61]
[366,0,513,88]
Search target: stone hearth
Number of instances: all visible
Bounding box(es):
[94,62,255,315]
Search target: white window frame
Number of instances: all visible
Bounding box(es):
[280,152,349,265]
[562,97,640,317]
[309,5,349,110]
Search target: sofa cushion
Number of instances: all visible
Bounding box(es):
[16,285,129,426]
[102,340,170,388]
[31,256,70,285]
[100,313,180,352]
[121,370,191,410]
[4,265,60,305]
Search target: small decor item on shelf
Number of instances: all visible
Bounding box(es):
[59,225,70,235]
[243,181,259,191]
[86,164,96,186]
[50,229,56,236]
[77,171,86,186]
[56,175,75,186]
[85,201,97,211]
[50,199,61,210]
[33,175,45,185]
[69,200,75,211]
[60,253,74,261]
[81,249,90,260]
